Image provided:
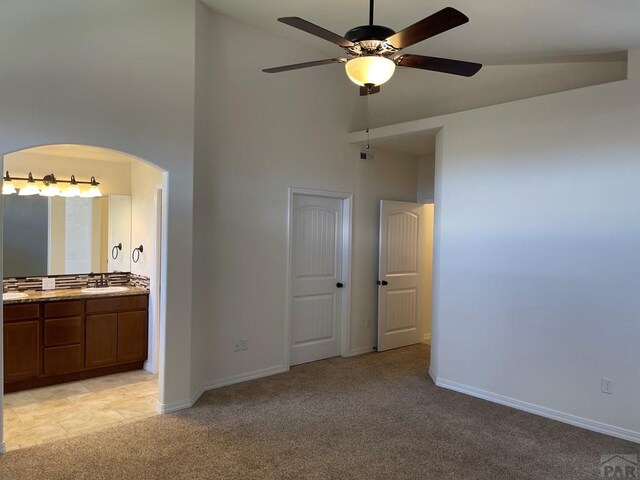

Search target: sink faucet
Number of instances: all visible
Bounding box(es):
[98,274,109,288]
[88,273,109,288]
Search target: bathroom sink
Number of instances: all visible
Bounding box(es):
[3,292,29,300]
[80,286,130,294]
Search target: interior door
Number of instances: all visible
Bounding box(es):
[290,194,343,365]
[377,200,425,351]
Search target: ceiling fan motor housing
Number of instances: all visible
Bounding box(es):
[345,25,395,43]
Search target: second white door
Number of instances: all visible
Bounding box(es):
[377,200,425,351]
[290,194,344,365]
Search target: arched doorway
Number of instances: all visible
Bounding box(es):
[1,144,168,450]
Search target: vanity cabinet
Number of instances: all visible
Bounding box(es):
[43,300,84,376]
[3,303,41,382]
[3,293,148,393]
[86,314,118,368]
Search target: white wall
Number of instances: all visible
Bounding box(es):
[198,12,419,386]
[417,155,435,204]
[350,60,627,130]
[0,0,197,446]
[352,50,640,442]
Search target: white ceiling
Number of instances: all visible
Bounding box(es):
[203,0,640,64]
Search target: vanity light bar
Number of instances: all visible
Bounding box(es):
[2,171,102,197]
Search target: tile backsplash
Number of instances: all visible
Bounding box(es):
[3,272,150,292]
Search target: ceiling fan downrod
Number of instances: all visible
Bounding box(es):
[369,0,374,26]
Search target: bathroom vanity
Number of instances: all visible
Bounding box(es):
[3,288,149,393]
[2,190,152,392]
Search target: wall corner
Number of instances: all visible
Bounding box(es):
[627,49,640,80]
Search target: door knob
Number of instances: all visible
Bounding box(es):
[336,282,344,288]
[381,280,388,286]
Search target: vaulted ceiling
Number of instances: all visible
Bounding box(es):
[202,0,640,64]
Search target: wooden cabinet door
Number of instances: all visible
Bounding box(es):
[117,311,148,364]
[4,321,40,382]
[85,314,117,368]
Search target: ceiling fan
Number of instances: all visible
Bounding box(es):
[263,1,482,95]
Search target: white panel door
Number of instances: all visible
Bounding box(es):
[291,194,343,365]
[377,200,425,351]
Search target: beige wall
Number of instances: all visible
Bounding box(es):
[421,204,434,342]
[130,161,164,372]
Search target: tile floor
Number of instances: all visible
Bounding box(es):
[3,370,158,451]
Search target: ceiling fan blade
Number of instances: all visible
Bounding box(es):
[263,58,347,74]
[386,7,469,49]
[396,54,482,77]
[278,17,354,48]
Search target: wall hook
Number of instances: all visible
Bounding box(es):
[132,245,144,263]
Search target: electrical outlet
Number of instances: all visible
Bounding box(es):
[42,277,56,290]
[601,377,613,394]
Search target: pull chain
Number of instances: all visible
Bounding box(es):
[365,93,371,150]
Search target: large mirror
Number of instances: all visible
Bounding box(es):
[3,195,131,278]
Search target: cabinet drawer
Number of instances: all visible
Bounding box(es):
[44,300,83,319]
[86,295,148,314]
[4,303,40,322]
[44,345,83,375]
[44,317,82,347]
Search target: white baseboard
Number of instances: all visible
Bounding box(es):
[202,365,288,392]
[435,377,640,444]
[155,365,288,414]
[428,366,437,384]
[143,361,156,374]
[423,333,432,344]
[156,395,196,414]
[347,346,374,357]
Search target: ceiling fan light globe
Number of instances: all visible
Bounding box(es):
[345,56,395,87]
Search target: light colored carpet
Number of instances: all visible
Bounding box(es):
[0,345,637,479]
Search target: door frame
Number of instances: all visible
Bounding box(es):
[285,188,353,368]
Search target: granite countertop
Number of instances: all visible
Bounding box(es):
[3,286,149,305]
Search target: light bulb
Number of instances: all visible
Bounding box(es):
[60,175,80,197]
[2,180,16,195]
[40,174,60,197]
[18,174,40,196]
[80,181,102,198]
[345,56,396,87]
